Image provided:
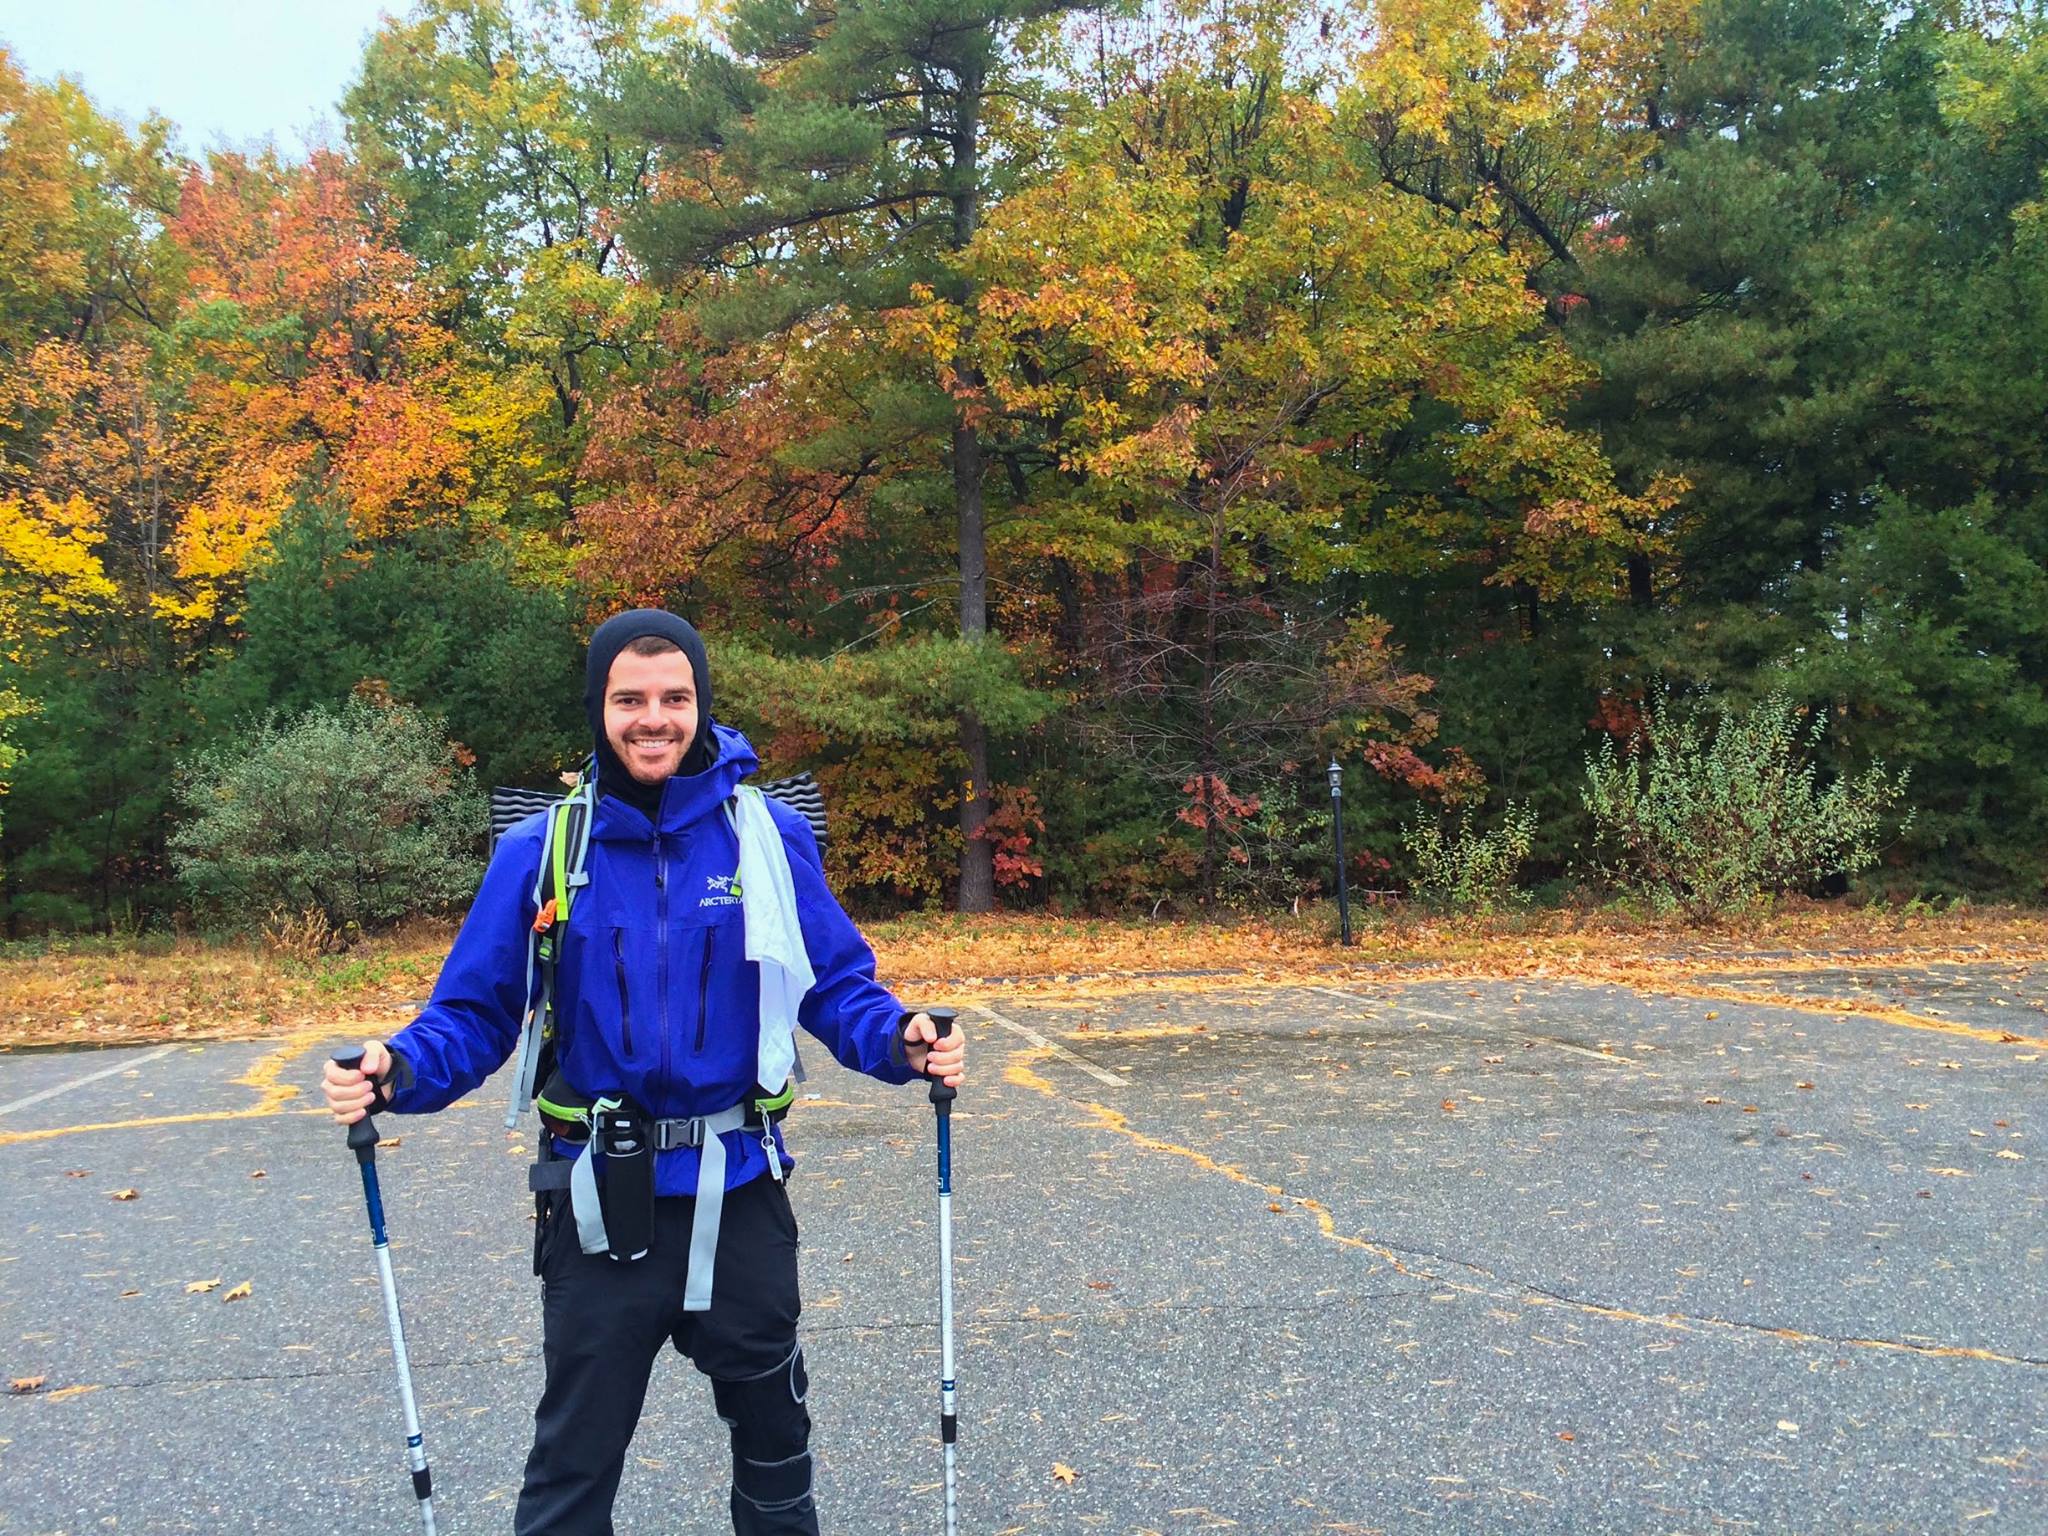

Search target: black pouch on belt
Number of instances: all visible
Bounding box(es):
[593,1098,654,1262]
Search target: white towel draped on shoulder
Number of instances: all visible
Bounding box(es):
[728,783,813,1090]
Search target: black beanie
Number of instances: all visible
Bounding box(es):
[584,609,717,816]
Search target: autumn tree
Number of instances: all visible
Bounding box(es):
[344,0,674,520]
[915,2,1661,899]
[0,56,192,927]
[0,49,181,357]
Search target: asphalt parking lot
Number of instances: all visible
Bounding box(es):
[3,960,2044,1534]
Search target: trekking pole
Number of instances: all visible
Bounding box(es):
[922,1007,961,1536]
[332,1048,439,1536]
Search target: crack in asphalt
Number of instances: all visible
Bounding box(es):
[999,1047,2048,1373]
[1306,1205,2048,1371]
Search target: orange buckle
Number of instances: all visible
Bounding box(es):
[533,897,558,933]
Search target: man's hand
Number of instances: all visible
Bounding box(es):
[323,1040,393,1125]
[902,1013,966,1088]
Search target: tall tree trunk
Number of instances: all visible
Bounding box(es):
[955,402,994,912]
[1627,551,1653,608]
[1,813,16,938]
[952,78,995,914]
[1198,502,1224,907]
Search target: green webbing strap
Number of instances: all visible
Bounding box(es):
[504,774,593,1129]
[550,797,574,925]
[535,1085,593,1135]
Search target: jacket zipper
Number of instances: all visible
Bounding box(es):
[612,929,633,1058]
[696,925,713,1053]
[655,831,670,1102]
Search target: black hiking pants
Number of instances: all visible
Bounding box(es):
[514,1176,818,1536]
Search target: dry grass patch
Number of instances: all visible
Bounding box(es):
[0,926,452,1048]
[1,903,2040,1049]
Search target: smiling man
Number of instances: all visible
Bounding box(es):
[323,608,965,1536]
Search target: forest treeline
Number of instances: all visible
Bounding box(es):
[1,0,2043,932]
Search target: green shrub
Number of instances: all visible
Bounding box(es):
[170,697,487,938]
[1402,803,1538,913]
[1581,693,1911,920]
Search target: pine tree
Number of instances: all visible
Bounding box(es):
[613,0,1103,911]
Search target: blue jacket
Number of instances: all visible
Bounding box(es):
[384,722,918,1194]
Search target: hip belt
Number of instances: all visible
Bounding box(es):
[529,1081,794,1313]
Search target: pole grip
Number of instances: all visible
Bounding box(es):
[333,1048,382,1161]
[924,1007,958,1107]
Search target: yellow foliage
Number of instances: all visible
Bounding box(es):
[0,494,119,655]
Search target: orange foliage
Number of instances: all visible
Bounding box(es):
[576,312,872,614]
[981,785,1047,890]
[1362,741,1487,804]
[158,151,469,622]
[0,338,196,607]
[1177,775,1260,832]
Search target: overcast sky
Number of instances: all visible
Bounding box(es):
[0,1,397,157]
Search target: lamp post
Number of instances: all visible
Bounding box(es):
[1327,757,1352,946]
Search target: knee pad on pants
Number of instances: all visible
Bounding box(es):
[713,1347,812,1513]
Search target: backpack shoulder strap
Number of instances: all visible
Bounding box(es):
[549,781,595,925]
[505,771,596,1127]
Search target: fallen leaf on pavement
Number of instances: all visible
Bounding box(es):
[223,1281,253,1302]
[186,1278,222,1294]
[10,1375,45,1393]
[1052,1464,1077,1485]
[108,1188,138,1201]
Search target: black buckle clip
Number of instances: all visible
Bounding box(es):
[652,1117,705,1152]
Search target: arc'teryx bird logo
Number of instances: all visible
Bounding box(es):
[701,871,743,908]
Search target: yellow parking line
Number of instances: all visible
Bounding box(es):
[0,1028,328,1146]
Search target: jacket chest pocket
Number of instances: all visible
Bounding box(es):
[680,908,754,1061]
[583,922,647,1062]
[593,917,736,1061]
[692,922,715,1054]
[611,926,637,1058]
